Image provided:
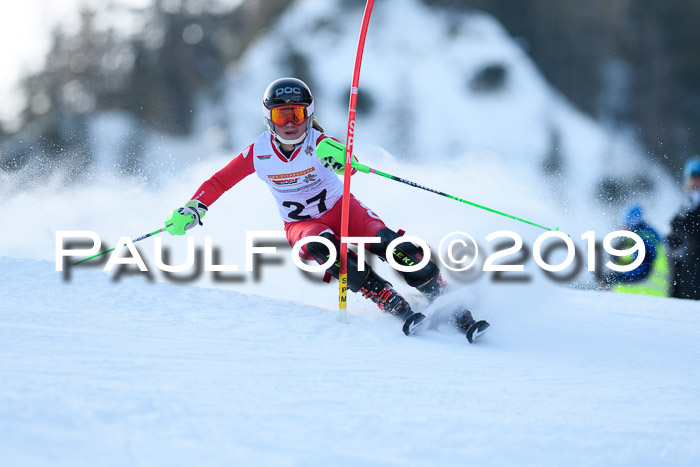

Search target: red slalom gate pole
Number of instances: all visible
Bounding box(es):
[338,0,375,323]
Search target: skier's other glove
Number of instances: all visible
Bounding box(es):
[165,200,208,236]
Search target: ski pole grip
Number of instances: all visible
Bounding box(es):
[316,138,372,173]
[352,161,371,173]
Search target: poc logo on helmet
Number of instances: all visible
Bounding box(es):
[276,87,301,97]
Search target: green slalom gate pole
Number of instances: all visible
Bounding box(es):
[316,139,559,232]
[72,227,167,266]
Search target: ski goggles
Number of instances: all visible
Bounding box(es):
[267,104,311,127]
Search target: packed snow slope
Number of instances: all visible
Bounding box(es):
[1,0,698,465]
[1,257,699,467]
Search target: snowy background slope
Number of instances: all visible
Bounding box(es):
[0,0,684,300]
[1,0,699,465]
[223,0,681,223]
[1,257,699,466]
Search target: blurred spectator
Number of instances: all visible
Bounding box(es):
[600,204,670,297]
[667,158,700,300]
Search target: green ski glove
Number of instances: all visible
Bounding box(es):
[165,200,208,236]
[316,138,370,174]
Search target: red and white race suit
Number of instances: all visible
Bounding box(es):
[191,129,386,257]
[192,129,342,222]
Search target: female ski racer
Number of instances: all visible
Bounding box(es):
[166,77,487,339]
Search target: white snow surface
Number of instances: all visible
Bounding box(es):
[1,257,699,466]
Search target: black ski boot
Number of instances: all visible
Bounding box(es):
[357,278,426,336]
[305,231,426,335]
[358,272,413,320]
[357,269,427,335]
[455,309,476,333]
[455,309,490,343]
[371,228,445,301]
[415,270,447,302]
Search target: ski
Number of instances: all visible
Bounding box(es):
[455,308,490,343]
[465,320,490,343]
[402,307,490,343]
[402,312,427,336]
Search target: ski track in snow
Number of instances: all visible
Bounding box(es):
[1,257,699,466]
